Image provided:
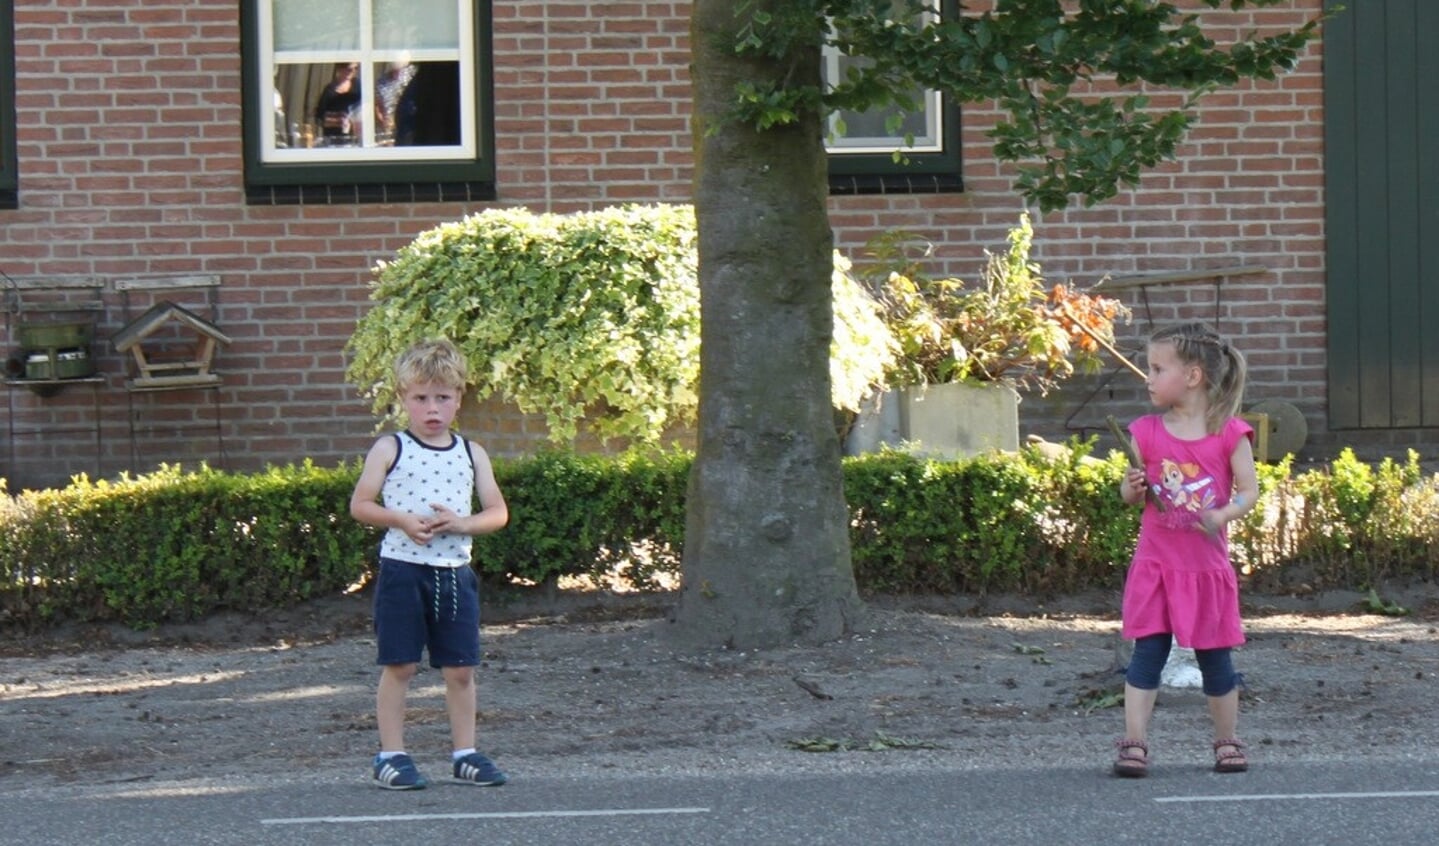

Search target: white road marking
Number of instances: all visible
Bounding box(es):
[261,807,711,826]
[1157,791,1439,804]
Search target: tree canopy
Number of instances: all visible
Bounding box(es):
[729,0,1324,209]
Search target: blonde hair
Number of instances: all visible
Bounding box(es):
[394,339,468,393]
[1149,321,1246,434]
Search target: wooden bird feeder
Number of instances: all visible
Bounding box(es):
[112,300,232,389]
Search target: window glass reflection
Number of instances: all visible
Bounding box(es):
[374,0,459,50]
[272,61,459,149]
[273,0,359,51]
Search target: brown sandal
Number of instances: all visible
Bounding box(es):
[1113,738,1149,778]
[1213,738,1248,773]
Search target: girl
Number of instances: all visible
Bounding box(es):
[1112,322,1259,778]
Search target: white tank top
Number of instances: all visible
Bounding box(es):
[378,430,475,568]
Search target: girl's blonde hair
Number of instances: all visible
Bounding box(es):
[1150,321,1246,434]
[394,339,468,393]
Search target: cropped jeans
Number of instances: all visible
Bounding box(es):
[1124,633,1241,697]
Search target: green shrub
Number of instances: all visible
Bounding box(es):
[475,449,690,590]
[1365,452,1439,582]
[846,451,972,593]
[345,203,895,446]
[846,442,1138,595]
[0,463,375,629]
[854,215,1129,395]
[1241,449,1439,592]
[5,447,1439,630]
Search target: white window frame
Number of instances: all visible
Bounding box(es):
[824,87,945,155]
[822,2,945,157]
[256,0,477,165]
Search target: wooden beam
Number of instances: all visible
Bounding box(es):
[113,274,221,291]
[1096,264,1268,291]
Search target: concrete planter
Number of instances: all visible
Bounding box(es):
[844,381,1020,460]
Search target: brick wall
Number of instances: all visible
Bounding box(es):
[2,1,1358,491]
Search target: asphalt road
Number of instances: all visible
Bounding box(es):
[5,757,1439,845]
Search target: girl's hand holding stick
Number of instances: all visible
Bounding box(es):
[1107,414,1165,511]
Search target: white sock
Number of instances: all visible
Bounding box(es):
[452,748,476,761]
[377,750,406,760]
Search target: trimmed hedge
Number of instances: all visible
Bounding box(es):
[474,449,689,591]
[3,445,1437,630]
[0,463,373,628]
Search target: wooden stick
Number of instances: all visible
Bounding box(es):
[1107,414,1165,511]
[1106,415,1141,468]
[1081,322,1146,381]
[1060,303,1147,381]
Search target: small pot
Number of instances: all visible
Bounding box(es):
[24,348,94,380]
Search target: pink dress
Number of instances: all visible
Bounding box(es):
[1121,414,1252,649]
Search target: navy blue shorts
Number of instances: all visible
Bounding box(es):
[373,558,480,668]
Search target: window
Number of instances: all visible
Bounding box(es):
[1,0,16,210]
[823,0,962,195]
[241,0,494,204]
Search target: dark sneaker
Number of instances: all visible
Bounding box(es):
[373,753,428,790]
[453,752,508,786]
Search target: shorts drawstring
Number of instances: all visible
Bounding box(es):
[432,566,459,622]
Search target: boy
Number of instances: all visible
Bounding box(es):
[349,339,509,790]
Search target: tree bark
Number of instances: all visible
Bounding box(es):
[666,0,862,649]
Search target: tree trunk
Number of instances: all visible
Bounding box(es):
[666,0,862,649]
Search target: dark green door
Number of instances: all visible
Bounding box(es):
[1325,0,1439,429]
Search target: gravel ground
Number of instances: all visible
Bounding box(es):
[4,584,1439,790]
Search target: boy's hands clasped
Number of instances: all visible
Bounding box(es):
[422,503,465,536]
[398,503,466,546]
[397,512,436,546]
